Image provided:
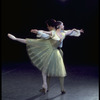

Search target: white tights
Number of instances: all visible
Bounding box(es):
[16,38,26,44]
[42,72,47,92]
[8,34,26,44]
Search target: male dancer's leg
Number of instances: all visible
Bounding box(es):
[59,77,66,94]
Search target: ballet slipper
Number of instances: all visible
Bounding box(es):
[39,88,49,93]
[8,33,16,40]
[41,84,48,94]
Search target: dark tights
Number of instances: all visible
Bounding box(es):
[47,76,65,91]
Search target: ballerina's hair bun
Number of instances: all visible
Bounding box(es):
[45,19,56,27]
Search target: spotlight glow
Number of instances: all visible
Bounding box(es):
[60,0,67,2]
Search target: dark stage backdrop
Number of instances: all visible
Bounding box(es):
[1,0,99,66]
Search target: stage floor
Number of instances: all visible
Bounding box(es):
[2,62,99,100]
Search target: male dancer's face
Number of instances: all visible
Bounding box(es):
[60,23,64,30]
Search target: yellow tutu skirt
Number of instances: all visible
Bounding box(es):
[26,38,66,77]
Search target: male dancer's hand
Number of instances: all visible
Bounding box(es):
[72,28,84,33]
[80,29,84,33]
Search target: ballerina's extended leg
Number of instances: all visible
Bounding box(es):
[8,33,26,44]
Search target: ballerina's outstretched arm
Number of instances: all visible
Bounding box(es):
[30,29,52,35]
[8,33,26,44]
[30,29,52,39]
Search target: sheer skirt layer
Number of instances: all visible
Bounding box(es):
[26,39,67,77]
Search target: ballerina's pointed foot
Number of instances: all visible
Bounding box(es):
[39,88,49,92]
[40,84,48,94]
[8,33,16,40]
[39,88,48,94]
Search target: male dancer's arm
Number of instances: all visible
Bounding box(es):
[64,29,84,37]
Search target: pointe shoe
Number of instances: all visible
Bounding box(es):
[40,88,47,94]
[41,84,48,94]
[8,33,16,40]
[39,88,49,93]
[39,88,44,92]
[61,90,66,94]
